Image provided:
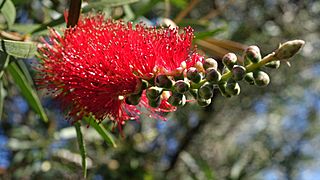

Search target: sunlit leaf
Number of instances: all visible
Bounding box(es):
[84,116,117,148]
[0,0,16,28]
[6,61,48,122]
[75,122,87,178]
[0,39,37,58]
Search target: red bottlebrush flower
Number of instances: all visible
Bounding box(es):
[36,14,203,126]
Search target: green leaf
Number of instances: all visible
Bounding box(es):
[31,16,65,35]
[0,0,16,28]
[74,122,87,178]
[84,116,117,148]
[9,24,42,34]
[0,81,5,120]
[123,4,135,21]
[0,51,9,78]
[16,60,35,87]
[194,27,226,40]
[0,39,37,58]
[6,61,48,122]
[171,0,188,9]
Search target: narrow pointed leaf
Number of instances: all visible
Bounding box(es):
[194,27,226,40]
[0,0,16,28]
[6,61,48,122]
[84,117,117,148]
[31,16,65,35]
[0,51,10,78]
[0,39,37,58]
[74,122,87,178]
[0,81,5,120]
[16,61,35,87]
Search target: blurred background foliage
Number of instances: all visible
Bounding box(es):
[0,0,319,179]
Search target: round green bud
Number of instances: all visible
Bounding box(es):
[155,75,173,88]
[168,93,186,106]
[222,53,238,70]
[197,98,211,107]
[218,81,232,98]
[187,67,202,83]
[198,83,214,100]
[253,71,270,86]
[232,65,246,81]
[205,68,221,83]
[265,60,280,69]
[226,81,240,96]
[148,97,161,108]
[244,45,261,63]
[174,80,190,93]
[203,58,218,70]
[125,94,142,105]
[146,87,163,100]
[244,72,255,85]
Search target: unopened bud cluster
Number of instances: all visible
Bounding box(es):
[125,40,304,108]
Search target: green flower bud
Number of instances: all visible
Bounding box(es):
[244,45,261,63]
[197,98,211,107]
[174,80,190,93]
[232,65,246,81]
[226,81,240,96]
[205,68,221,83]
[155,75,173,88]
[265,60,280,69]
[244,72,255,85]
[146,87,163,100]
[218,81,232,98]
[168,93,186,106]
[148,97,161,108]
[253,71,270,86]
[125,93,142,105]
[274,40,305,60]
[198,83,214,100]
[187,67,202,83]
[222,53,238,70]
[203,58,218,70]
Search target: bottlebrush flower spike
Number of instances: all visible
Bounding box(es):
[36,14,203,126]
